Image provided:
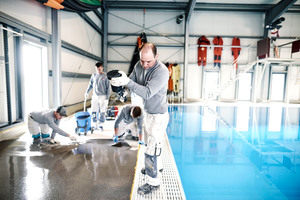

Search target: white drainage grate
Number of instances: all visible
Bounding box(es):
[131,133,186,200]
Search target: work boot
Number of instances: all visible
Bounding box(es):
[141,168,163,175]
[32,133,41,139]
[41,134,50,138]
[137,183,159,195]
[131,136,139,141]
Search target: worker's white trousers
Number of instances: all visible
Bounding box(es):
[144,112,169,186]
[27,115,49,136]
[117,121,138,137]
[91,95,107,124]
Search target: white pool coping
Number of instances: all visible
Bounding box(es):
[130,132,186,200]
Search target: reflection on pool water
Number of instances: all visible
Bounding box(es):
[167,105,300,200]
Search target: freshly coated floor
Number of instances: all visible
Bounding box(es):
[0,118,139,200]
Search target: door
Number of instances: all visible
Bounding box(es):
[238,73,252,101]
[23,42,48,118]
[203,72,219,100]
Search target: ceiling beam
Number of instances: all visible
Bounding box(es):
[77,12,103,35]
[264,0,297,38]
[186,0,196,21]
[103,1,187,10]
[103,1,300,13]
[265,0,297,25]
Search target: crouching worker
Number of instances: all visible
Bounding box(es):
[113,105,144,145]
[28,106,77,144]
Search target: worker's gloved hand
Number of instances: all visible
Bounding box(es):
[49,138,59,144]
[113,135,118,143]
[84,93,89,99]
[110,71,130,87]
[138,140,145,145]
[69,135,77,141]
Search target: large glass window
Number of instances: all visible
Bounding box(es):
[0,27,8,126]
[0,25,21,127]
[270,73,286,101]
[0,25,48,128]
[238,73,252,101]
[23,42,48,118]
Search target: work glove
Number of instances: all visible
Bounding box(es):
[113,135,118,143]
[49,138,59,144]
[110,71,130,87]
[84,93,89,99]
[69,135,77,141]
[138,140,145,145]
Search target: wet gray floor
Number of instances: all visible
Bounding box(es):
[0,136,137,200]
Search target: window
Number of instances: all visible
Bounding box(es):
[23,42,48,118]
[270,73,286,101]
[238,73,252,101]
[0,25,22,127]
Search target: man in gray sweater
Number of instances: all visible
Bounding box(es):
[110,43,169,195]
[28,106,76,144]
[113,105,144,144]
[85,62,111,130]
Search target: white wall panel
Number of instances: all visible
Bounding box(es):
[61,12,102,56]
[61,78,90,105]
[144,11,185,34]
[108,46,135,62]
[190,11,264,37]
[61,48,96,74]
[86,11,102,28]
[280,13,300,37]
[109,35,137,44]
[0,0,49,33]
[108,10,146,33]
[157,47,184,64]
[107,63,129,74]
[146,36,184,45]
[49,77,89,106]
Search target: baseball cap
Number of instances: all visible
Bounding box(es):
[56,106,67,117]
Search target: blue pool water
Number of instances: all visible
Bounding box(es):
[167,105,300,200]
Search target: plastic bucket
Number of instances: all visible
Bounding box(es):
[75,111,91,132]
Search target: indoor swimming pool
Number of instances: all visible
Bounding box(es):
[167,104,300,200]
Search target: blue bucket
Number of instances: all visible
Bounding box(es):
[75,111,91,133]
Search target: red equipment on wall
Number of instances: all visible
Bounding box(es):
[213,36,223,67]
[167,63,174,93]
[232,37,241,70]
[197,36,210,66]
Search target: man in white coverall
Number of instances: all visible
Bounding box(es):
[28,106,76,144]
[85,62,111,130]
[110,43,169,195]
